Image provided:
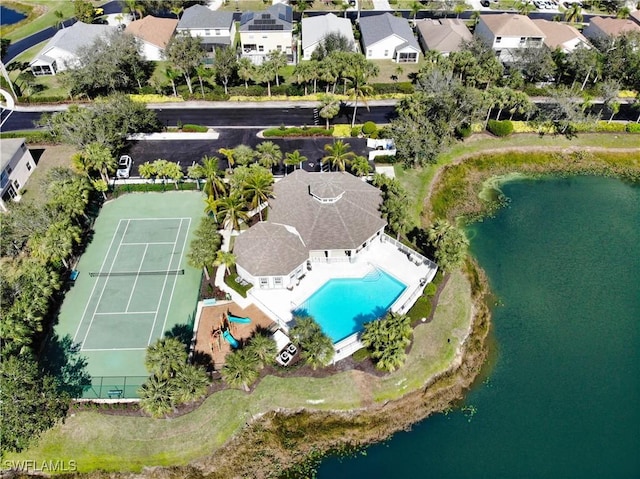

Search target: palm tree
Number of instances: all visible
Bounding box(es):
[48,176,91,222]
[350,155,372,177]
[318,93,341,129]
[138,161,157,182]
[242,168,274,221]
[187,164,204,190]
[233,144,256,167]
[145,337,187,379]
[515,0,535,15]
[289,316,334,369]
[214,250,236,276]
[346,59,378,127]
[293,61,313,95]
[323,140,356,172]
[284,150,306,175]
[427,218,469,271]
[564,2,583,22]
[256,141,282,170]
[211,192,249,231]
[245,334,277,369]
[237,57,254,89]
[197,156,227,199]
[410,2,421,25]
[91,178,109,200]
[29,220,81,269]
[165,67,180,97]
[173,364,209,403]
[221,349,259,392]
[54,10,65,29]
[83,142,116,183]
[218,147,236,171]
[361,312,412,371]
[170,5,184,18]
[195,64,212,99]
[139,374,175,418]
[258,61,277,97]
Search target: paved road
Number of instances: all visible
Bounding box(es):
[0,105,398,132]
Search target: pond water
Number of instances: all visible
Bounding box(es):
[318,176,640,478]
[0,6,27,26]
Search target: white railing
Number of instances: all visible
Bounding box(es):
[381,234,438,270]
[332,333,364,363]
[309,256,353,264]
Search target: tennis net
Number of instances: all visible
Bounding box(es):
[89,269,184,277]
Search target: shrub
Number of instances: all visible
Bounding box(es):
[594,122,626,132]
[0,130,56,143]
[181,124,208,133]
[625,123,640,133]
[352,348,370,362]
[332,124,352,137]
[262,126,333,137]
[362,121,377,136]
[455,123,472,139]
[17,95,70,104]
[373,154,397,164]
[487,119,514,137]
[371,82,414,95]
[424,282,437,297]
[351,125,362,137]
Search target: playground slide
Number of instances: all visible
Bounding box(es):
[223,330,239,348]
[227,313,251,324]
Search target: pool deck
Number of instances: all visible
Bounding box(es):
[217,237,437,362]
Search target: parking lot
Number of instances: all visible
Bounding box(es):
[125,128,369,176]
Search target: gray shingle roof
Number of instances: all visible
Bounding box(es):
[234,222,308,277]
[178,5,234,30]
[30,22,115,63]
[1,138,25,171]
[359,13,419,51]
[240,3,292,32]
[301,13,355,51]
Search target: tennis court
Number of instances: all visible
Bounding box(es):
[73,218,190,351]
[55,192,203,397]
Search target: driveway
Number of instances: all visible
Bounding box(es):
[125,129,369,176]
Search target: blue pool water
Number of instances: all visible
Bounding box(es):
[293,269,407,343]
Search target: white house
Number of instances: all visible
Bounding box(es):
[125,16,178,61]
[358,13,420,63]
[29,22,116,76]
[416,18,472,56]
[583,16,640,42]
[240,4,294,65]
[234,170,387,289]
[301,13,356,60]
[475,14,546,62]
[0,139,36,212]
[532,19,590,53]
[177,5,236,52]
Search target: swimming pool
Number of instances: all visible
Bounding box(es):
[293,268,407,343]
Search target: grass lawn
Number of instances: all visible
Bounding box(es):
[4,268,473,472]
[20,144,77,204]
[370,59,421,84]
[1,0,77,41]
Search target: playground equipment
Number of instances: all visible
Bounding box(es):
[227,312,251,324]
[223,329,239,348]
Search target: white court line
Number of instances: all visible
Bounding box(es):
[73,219,125,343]
[94,311,158,315]
[125,244,149,312]
[120,242,175,246]
[81,348,147,352]
[147,218,183,345]
[80,219,132,346]
[120,217,191,221]
[159,217,191,337]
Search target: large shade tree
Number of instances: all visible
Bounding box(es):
[164,32,204,94]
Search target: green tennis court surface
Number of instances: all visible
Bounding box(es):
[55,193,204,398]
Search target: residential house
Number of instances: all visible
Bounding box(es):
[125,15,178,61]
[531,19,590,53]
[416,18,472,56]
[475,13,546,62]
[583,16,640,43]
[359,13,420,63]
[234,170,387,289]
[0,139,36,212]
[240,4,294,65]
[177,5,235,52]
[301,13,356,60]
[29,22,116,76]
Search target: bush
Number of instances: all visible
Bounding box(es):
[455,123,472,139]
[263,126,333,137]
[228,85,266,97]
[625,123,640,133]
[594,121,626,132]
[0,130,57,143]
[362,121,377,136]
[351,125,362,137]
[17,95,70,104]
[424,282,437,297]
[373,154,397,164]
[332,124,352,137]
[371,82,414,95]
[181,124,208,133]
[352,348,371,362]
[487,119,514,137]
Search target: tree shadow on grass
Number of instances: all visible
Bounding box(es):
[41,334,91,398]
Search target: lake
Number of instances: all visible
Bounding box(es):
[318,176,640,478]
[0,6,27,26]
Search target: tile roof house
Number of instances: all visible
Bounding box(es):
[1,138,36,212]
[234,170,387,289]
[125,15,178,61]
[176,5,235,52]
[301,13,357,60]
[29,22,116,76]
[416,18,472,56]
[240,4,294,65]
[359,13,421,63]
[475,13,546,62]
[583,16,640,42]
[531,19,590,53]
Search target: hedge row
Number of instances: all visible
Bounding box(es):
[263,126,333,137]
[181,124,209,133]
[0,130,56,143]
[487,119,514,137]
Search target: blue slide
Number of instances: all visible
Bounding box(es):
[223,330,239,349]
[228,313,251,324]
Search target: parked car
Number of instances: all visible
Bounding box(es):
[116,155,132,179]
